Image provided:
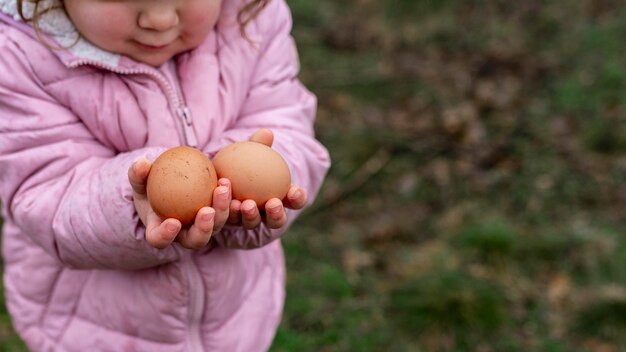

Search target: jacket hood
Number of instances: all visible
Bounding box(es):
[0,0,121,66]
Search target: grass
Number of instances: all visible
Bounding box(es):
[273,0,626,351]
[3,0,626,351]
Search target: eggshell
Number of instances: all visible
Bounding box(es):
[213,141,291,207]
[146,146,217,225]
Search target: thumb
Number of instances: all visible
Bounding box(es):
[128,157,152,195]
[249,128,273,147]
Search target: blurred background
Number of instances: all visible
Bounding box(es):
[2,0,626,351]
[273,0,626,351]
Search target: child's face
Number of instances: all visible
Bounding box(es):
[64,0,222,67]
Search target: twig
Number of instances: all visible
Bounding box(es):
[304,147,393,217]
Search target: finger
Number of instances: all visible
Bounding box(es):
[228,199,242,225]
[265,198,287,229]
[145,217,180,249]
[283,185,307,210]
[240,200,262,229]
[212,179,231,232]
[249,128,273,147]
[177,207,214,249]
[128,158,151,195]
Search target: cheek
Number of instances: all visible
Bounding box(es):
[93,10,135,36]
[185,1,221,29]
[67,4,134,40]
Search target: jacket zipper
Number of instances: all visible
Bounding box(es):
[177,106,198,148]
[68,59,205,351]
[183,256,206,352]
[68,60,198,147]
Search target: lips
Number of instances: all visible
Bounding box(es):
[133,40,172,50]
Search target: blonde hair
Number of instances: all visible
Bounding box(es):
[237,0,270,39]
[16,0,271,46]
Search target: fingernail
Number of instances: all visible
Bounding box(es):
[268,203,282,215]
[134,157,149,167]
[202,210,215,222]
[166,223,178,233]
[242,204,256,215]
[289,189,301,200]
[217,187,229,200]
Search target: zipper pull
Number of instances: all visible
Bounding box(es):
[177,106,198,148]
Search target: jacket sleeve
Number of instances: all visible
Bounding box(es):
[0,34,181,270]
[205,0,330,249]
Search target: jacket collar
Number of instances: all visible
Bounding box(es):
[0,0,122,68]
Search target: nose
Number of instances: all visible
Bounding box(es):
[137,6,179,32]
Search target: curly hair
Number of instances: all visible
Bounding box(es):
[16,0,271,46]
[237,0,270,38]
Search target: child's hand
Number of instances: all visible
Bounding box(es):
[128,158,232,250]
[227,185,307,229]
[226,129,308,229]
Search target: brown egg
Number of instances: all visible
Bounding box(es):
[147,146,218,225]
[213,141,291,207]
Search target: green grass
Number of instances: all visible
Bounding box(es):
[273,0,626,351]
[0,281,26,351]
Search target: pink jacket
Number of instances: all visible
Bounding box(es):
[0,0,330,350]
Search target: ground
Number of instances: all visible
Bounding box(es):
[272,0,626,351]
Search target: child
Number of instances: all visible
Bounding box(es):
[0,0,330,350]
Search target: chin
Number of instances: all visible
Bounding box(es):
[135,55,172,67]
[125,48,178,67]
[128,43,193,67]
